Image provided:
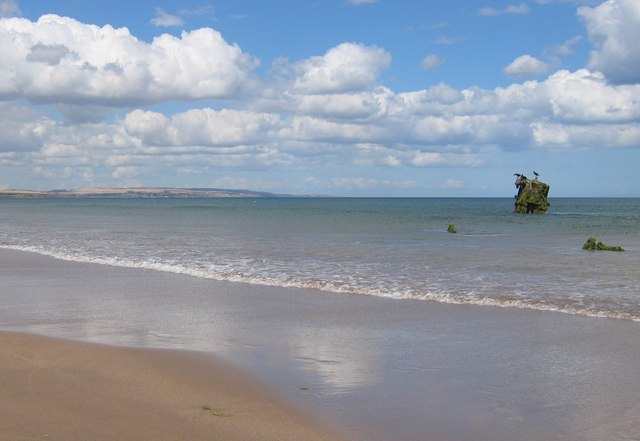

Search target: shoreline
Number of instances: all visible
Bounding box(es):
[2,247,640,441]
[2,243,637,323]
[0,330,347,441]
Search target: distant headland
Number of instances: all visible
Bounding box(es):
[0,187,319,199]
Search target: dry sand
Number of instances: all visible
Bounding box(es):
[0,331,347,441]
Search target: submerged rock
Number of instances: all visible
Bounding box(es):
[513,173,550,214]
[582,237,624,252]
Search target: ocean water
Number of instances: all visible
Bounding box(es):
[1,197,639,321]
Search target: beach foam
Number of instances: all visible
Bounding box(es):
[2,243,638,322]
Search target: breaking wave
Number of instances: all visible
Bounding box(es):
[3,243,638,322]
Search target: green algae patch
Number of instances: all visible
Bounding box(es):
[582,237,624,252]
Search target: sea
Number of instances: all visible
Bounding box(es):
[1,196,638,321]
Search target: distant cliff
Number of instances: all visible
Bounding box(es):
[0,187,316,198]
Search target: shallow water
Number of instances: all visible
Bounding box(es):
[1,197,638,320]
[2,196,639,440]
[2,249,640,441]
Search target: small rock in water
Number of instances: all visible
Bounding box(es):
[582,237,624,252]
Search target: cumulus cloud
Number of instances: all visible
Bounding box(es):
[151,8,184,27]
[0,102,52,152]
[26,43,73,65]
[420,54,444,70]
[289,43,391,94]
[112,166,138,178]
[543,69,640,123]
[123,108,281,147]
[579,0,640,84]
[7,62,639,183]
[504,55,550,77]
[0,1,19,18]
[0,14,258,104]
[2,10,640,191]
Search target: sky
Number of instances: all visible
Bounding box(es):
[1,0,639,197]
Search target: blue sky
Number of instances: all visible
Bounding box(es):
[1,0,639,196]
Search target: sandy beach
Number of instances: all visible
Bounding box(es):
[2,247,640,441]
[0,330,346,441]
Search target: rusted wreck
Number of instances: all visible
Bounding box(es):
[514,172,550,214]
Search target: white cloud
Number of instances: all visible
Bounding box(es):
[290,43,391,94]
[548,35,583,57]
[331,177,378,188]
[433,35,459,45]
[151,8,184,27]
[330,177,417,190]
[123,108,281,148]
[2,12,640,190]
[112,166,138,178]
[0,102,52,151]
[543,69,640,123]
[0,14,258,104]
[579,0,640,84]
[478,3,530,16]
[420,54,444,70]
[26,43,73,65]
[213,176,250,189]
[535,1,602,5]
[283,88,393,120]
[530,121,640,149]
[0,1,19,18]
[178,6,216,17]
[504,55,550,77]
[7,63,639,184]
[32,166,55,179]
[444,179,464,188]
[505,3,531,13]
[411,152,484,167]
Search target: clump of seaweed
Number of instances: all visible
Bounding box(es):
[582,237,624,252]
[447,224,457,234]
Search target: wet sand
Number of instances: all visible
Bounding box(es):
[0,330,346,441]
[2,248,640,441]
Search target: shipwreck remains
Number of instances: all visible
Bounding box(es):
[513,172,550,214]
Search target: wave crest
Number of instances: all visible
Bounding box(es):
[2,243,638,322]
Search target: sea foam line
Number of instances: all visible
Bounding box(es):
[2,243,638,322]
